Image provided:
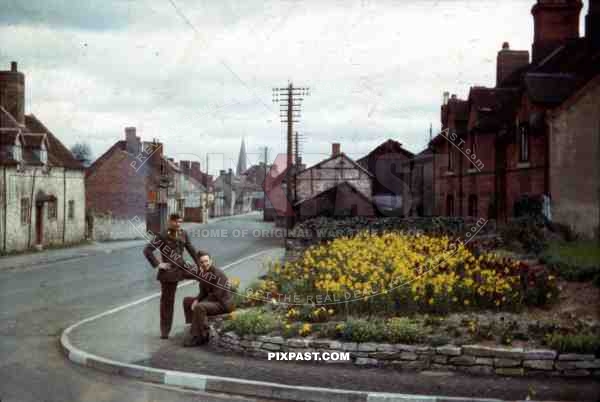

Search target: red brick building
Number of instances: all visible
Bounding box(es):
[85,127,173,237]
[431,0,600,237]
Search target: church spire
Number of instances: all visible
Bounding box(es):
[236,137,247,175]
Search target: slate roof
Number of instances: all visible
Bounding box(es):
[524,38,600,105]
[0,109,83,168]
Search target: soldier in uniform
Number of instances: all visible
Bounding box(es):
[182,250,234,347]
[143,213,199,339]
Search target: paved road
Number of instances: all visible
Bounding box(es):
[0,213,283,402]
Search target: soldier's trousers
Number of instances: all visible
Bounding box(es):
[159,281,179,336]
[183,297,226,338]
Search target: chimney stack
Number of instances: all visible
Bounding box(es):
[531,0,583,63]
[332,143,341,157]
[496,42,529,87]
[180,160,191,174]
[124,127,141,154]
[191,161,200,172]
[442,92,450,105]
[0,61,25,124]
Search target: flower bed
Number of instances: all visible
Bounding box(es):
[252,232,558,314]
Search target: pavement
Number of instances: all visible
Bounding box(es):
[61,252,600,402]
[0,213,285,402]
[0,211,261,272]
[0,239,147,272]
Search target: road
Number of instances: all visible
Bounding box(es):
[0,213,282,402]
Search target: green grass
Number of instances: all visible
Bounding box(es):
[545,241,600,266]
[542,241,600,285]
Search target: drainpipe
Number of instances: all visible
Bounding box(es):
[62,168,66,243]
[3,166,6,253]
[28,167,37,248]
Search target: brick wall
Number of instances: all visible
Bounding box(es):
[86,149,147,219]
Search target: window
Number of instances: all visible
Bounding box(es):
[448,147,455,171]
[68,200,75,220]
[446,194,455,217]
[48,199,57,220]
[471,133,477,155]
[21,198,30,224]
[519,126,529,162]
[468,195,478,217]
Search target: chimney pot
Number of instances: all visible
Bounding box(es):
[10,61,17,72]
[332,143,341,157]
[442,91,450,105]
[502,42,510,50]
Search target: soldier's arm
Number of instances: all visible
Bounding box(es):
[182,230,199,265]
[143,241,160,268]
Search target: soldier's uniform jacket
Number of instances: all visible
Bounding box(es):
[196,265,234,312]
[143,228,198,282]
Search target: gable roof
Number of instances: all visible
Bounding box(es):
[356,139,414,168]
[296,152,375,178]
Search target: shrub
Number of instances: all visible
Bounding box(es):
[545,333,600,356]
[513,195,544,219]
[340,318,386,343]
[385,317,422,344]
[500,217,546,254]
[222,309,277,336]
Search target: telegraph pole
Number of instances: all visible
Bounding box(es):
[272,83,310,228]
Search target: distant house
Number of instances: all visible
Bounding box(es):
[411,148,435,217]
[0,62,86,252]
[357,139,414,216]
[179,160,208,223]
[293,143,375,221]
[85,127,176,239]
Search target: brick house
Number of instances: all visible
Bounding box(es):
[430,0,600,237]
[85,127,175,239]
[357,139,414,216]
[0,62,86,252]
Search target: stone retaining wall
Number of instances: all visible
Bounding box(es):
[212,328,599,378]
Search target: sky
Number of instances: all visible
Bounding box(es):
[0,0,590,175]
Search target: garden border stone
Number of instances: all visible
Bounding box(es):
[212,326,598,378]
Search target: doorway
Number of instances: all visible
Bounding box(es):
[35,203,43,245]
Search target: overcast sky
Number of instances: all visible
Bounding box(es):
[0,0,589,175]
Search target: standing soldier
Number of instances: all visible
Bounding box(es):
[143,213,199,339]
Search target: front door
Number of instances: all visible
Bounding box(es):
[35,204,43,245]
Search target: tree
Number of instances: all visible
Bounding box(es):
[71,142,93,167]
